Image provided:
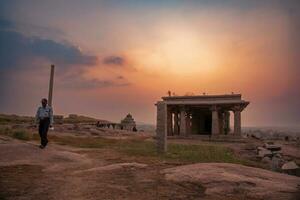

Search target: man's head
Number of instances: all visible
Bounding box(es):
[41,98,48,107]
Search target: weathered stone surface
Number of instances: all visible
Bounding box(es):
[244,143,256,150]
[271,155,284,171]
[264,142,282,152]
[257,148,272,158]
[74,162,147,174]
[156,101,167,152]
[262,156,271,164]
[257,146,266,151]
[163,163,300,200]
[282,161,299,170]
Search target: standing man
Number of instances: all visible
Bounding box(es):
[35,98,53,149]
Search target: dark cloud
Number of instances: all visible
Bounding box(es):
[0,19,97,69]
[31,37,97,65]
[103,56,125,66]
[69,79,129,89]
[0,18,129,94]
[59,74,130,89]
[0,18,13,29]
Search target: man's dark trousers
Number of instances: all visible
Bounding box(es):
[39,118,50,147]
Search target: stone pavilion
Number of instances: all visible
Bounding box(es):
[155,94,249,152]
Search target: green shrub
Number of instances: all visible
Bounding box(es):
[0,126,12,135]
[12,129,31,141]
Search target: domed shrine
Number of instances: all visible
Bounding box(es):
[120,113,137,131]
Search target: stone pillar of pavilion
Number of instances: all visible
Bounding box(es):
[167,108,173,136]
[211,105,219,136]
[218,112,224,135]
[185,112,191,137]
[173,110,179,135]
[233,105,242,135]
[179,106,187,136]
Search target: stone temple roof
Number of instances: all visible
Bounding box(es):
[160,94,249,106]
[162,94,241,101]
[121,113,136,125]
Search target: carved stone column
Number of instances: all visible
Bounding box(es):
[167,107,173,136]
[179,106,187,136]
[211,105,219,136]
[184,110,191,137]
[156,101,167,153]
[224,111,230,134]
[233,105,242,135]
[218,112,224,135]
[48,64,55,107]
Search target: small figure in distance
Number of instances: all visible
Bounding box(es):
[167,90,171,97]
[35,98,53,149]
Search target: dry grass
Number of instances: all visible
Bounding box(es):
[0,127,35,141]
[0,114,34,124]
[0,126,260,167]
[48,135,256,166]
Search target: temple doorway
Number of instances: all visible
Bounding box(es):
[191,108,212,135]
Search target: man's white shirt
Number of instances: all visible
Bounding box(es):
[35,105,54,124]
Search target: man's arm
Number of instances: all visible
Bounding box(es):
[35,107,40,124]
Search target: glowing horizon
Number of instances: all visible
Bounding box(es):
[0,0,299,126]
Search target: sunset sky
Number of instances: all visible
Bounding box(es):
[0,0,299,126]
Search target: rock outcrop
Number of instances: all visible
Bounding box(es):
[163,163,300,200]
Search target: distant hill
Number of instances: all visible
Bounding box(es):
[136,121,155,133]
[0,114,34,124]
[63,114,110,124]
[243,126,300,139]
[0,113,109,124]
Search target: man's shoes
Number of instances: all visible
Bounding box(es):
[39,145,45,149]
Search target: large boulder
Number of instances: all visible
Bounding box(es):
[271,155,284,171]
[264,142,282,152]
[262,156,271,164]
[257,148,272,158]
[163,163,300,200]
[282,161,300,176]
[282,161,299,170]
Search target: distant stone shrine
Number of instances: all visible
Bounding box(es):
[156,94,249,152]
[121,113,137,131]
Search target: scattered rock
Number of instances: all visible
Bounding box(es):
[264,142,281,152]
[257,146,266,151]
[282,161,299,170]
[282,161,300,176]
[271,155,284,171]
[250,132,262,139]
[261,156,271,164]
[257,148,272,158]
[90,128,103,135]
[244,143,256,150]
